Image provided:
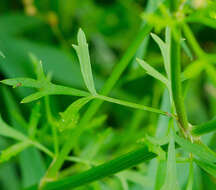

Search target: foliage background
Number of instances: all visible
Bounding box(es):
[0,0,216,190]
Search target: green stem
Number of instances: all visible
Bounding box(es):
[182,23,205,58]
[170,27,189,134]
[97,95,169,116]
[45,96,59,155]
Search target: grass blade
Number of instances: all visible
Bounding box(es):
[26,146,157,190]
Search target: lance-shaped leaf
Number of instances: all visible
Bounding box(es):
[161,134,180,190]
[58,96,94,131]
[151,32,170,77]
[72,29,97,95]
[0,116,28,141]
[29,53,46,81]
[0,141,31,163]
[195,159,216,178]
[192,117,216,136]
[175,135,216,163]
[136,58,169,87]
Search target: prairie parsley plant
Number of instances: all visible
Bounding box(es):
[0,0,216,190]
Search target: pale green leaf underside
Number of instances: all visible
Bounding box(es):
[136,58,169,87]
[161,135,180,190]
[73,29,97,95]
[151,32,170,77]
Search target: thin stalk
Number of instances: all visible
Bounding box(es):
[182,23,205,58]
[45,96,59,155]
[96,94,170,116]
[170,27,189,134]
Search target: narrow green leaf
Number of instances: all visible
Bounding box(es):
[175,135,216,163]
[58,96,93,131]
[29,53,46,80]
[185,161,194,190]
[1,78,90,103]
[161,134,180,190]
[21,92,47,103]
[192,118,216,136]
[1,78,44,88]
[0,116,28,141]
[136,58,169,86]
[181,40,193,61]
[72,29,97,95]
[195,159,216,178]
[151,32,170,77]
[26,146,158,190]
[0,141,31,163]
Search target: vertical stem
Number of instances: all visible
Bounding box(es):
[182,23,205,58]
[45,96,59,156]
[170,27,189,134]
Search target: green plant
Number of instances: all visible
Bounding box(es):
[1,0,216,190]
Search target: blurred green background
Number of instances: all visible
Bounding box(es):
[0,0,216,190]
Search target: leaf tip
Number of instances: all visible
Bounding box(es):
[77,28,87,45]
